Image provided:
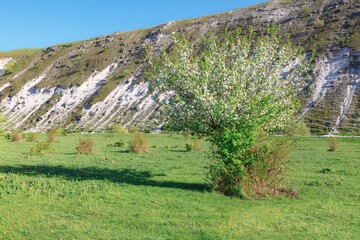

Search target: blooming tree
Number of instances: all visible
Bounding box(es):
[148,26,312,198]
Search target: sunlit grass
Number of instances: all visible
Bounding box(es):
[0,133,358,239]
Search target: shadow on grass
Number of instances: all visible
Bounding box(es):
[170,150,188,153]
[0,165,209,192]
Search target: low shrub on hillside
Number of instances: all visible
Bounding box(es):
[26,132,37,142]
[329,138,338,152]
[110,124,129,134]
[129,133,149,153]
[61,129,68,136]
[301,6,311,16]
[31,142,56,155]
[315,19,324,28]
[284,122,311,136]
[76,138,95,155]
[128,126,138,134]
[11,131,20,142]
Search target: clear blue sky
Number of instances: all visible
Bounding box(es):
[0,0,269,51]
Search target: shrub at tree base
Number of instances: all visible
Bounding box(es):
[129,133,149,153]
[210,135,297,198]
[148,26,312,198]
[76,138,95,155]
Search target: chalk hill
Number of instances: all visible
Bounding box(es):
[0,0,359,134]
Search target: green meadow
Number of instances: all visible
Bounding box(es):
[0,133,359,239]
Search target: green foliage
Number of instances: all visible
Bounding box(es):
[26,132,37,142]
[315,19,325,28]
[113,139,125,147]
[148,26,311,198]
[284,121,311,136]
[129,133,149,153]
[75,138,95,155]
[109,124,129,134]
[128,126,138,134]
[210,134,296,198]
[31,142,55,155]
[185,142,195,151]
[301,6,311,16]
[61,129,68,136]
[185,137,203,152]
[3,60,19,76]
[98,47,108,54]
[339,36,347,47]
[4,133,11,140]
[77,49,85,56]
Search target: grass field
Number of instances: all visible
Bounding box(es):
[0,133,358,239]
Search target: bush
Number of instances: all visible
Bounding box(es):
[284,122,311,136]
[11,131,20,142]
[185,142,195,152]
[75,138,95,155]
[129,133,149,153]
[315,19,324,28]
[110,124,129,134]
[301,6,311,16]
[194,138,203,151]
[3,61,19,76]
[26,132,37,142]
[128,126,138,134]
[113,139,125,147]
[183,131,191,140]
[329,138,338,152]
[31,142,55,155]
[185,138,202,151]
[4,133,11,140]
[61,129,68,136]
[210,136,297,199]
[47,129,57,143]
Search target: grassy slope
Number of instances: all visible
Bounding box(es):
[0,134,358,239]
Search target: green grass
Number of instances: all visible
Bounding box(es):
[0,134,359,239]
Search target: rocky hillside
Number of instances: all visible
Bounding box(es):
[0,0,359,134]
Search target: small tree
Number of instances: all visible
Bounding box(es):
[148,26,311,198]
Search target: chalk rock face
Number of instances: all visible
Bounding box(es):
[0,0,360,134]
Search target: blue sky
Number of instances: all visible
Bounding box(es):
[0,0,269,51]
